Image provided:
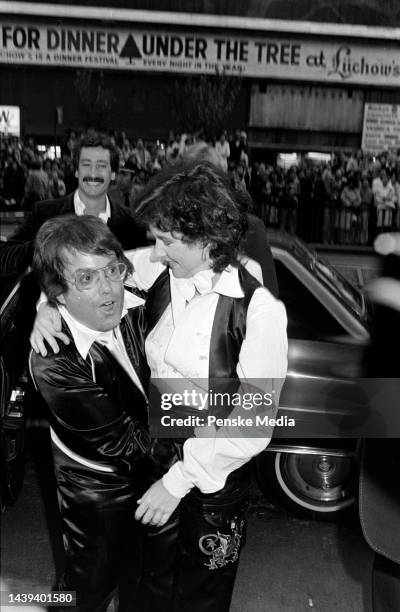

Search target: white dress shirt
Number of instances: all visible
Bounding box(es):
[125,248,288,498]
[73,189,111,222]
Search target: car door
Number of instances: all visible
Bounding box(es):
[272,249,369,439]
[0,272,40,510]
[254,246,369,520]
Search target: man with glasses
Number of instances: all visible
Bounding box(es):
[29,215,150,611]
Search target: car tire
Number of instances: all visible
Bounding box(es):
[254,450,358,521]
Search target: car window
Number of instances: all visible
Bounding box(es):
[274,259,348,340]
[311,259,366,320]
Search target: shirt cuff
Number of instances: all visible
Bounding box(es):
[37,291,48,311]
[162,461,195,498]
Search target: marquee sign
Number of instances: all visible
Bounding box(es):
[1,21,399,87]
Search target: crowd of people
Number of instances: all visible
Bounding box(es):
[249,149,400,246]
[1,130,400,247]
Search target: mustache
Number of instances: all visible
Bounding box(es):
[82,177,104,184]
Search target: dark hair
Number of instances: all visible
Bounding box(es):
[182,143,254,213]
[135,160,247,273]
[29,158,42,170]
[33,215,132,305]
[73,130,120,172]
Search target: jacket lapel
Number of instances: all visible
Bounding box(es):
[144,268,171,336]
[89,340,148,426]
[57,194,75,215]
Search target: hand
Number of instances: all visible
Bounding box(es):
[135,479,181,527]
[30,302,69,356]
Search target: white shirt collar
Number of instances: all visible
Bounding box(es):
[58,290,144,359]
[74,189,111,223]
[214,265,245,297]
[170,265,244,302]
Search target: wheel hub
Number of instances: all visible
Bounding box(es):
[279,452,356,509]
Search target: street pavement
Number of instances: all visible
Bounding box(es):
[1,430,373,612]
[232,497,373,612]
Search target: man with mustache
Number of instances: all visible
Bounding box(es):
[0,131,148,276]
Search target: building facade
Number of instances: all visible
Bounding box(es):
[1,0,399,153]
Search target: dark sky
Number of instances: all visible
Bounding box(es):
[6,0,400,27]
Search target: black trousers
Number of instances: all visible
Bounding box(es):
[373,553,400,612]
[52,447,144,612]
[136,464,251,612]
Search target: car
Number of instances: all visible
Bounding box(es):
[254,230,371,521]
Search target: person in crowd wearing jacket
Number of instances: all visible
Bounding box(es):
[372,168,396,234]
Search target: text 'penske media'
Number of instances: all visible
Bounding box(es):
[160,414,295,428]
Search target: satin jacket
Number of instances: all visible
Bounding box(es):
[30,306,150,476]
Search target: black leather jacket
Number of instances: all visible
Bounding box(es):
[30,306,150,476]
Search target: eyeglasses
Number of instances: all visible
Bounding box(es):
[66,262,128,291]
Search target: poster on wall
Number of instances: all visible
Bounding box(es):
[361,103,400,154]
[0,105,20,136]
